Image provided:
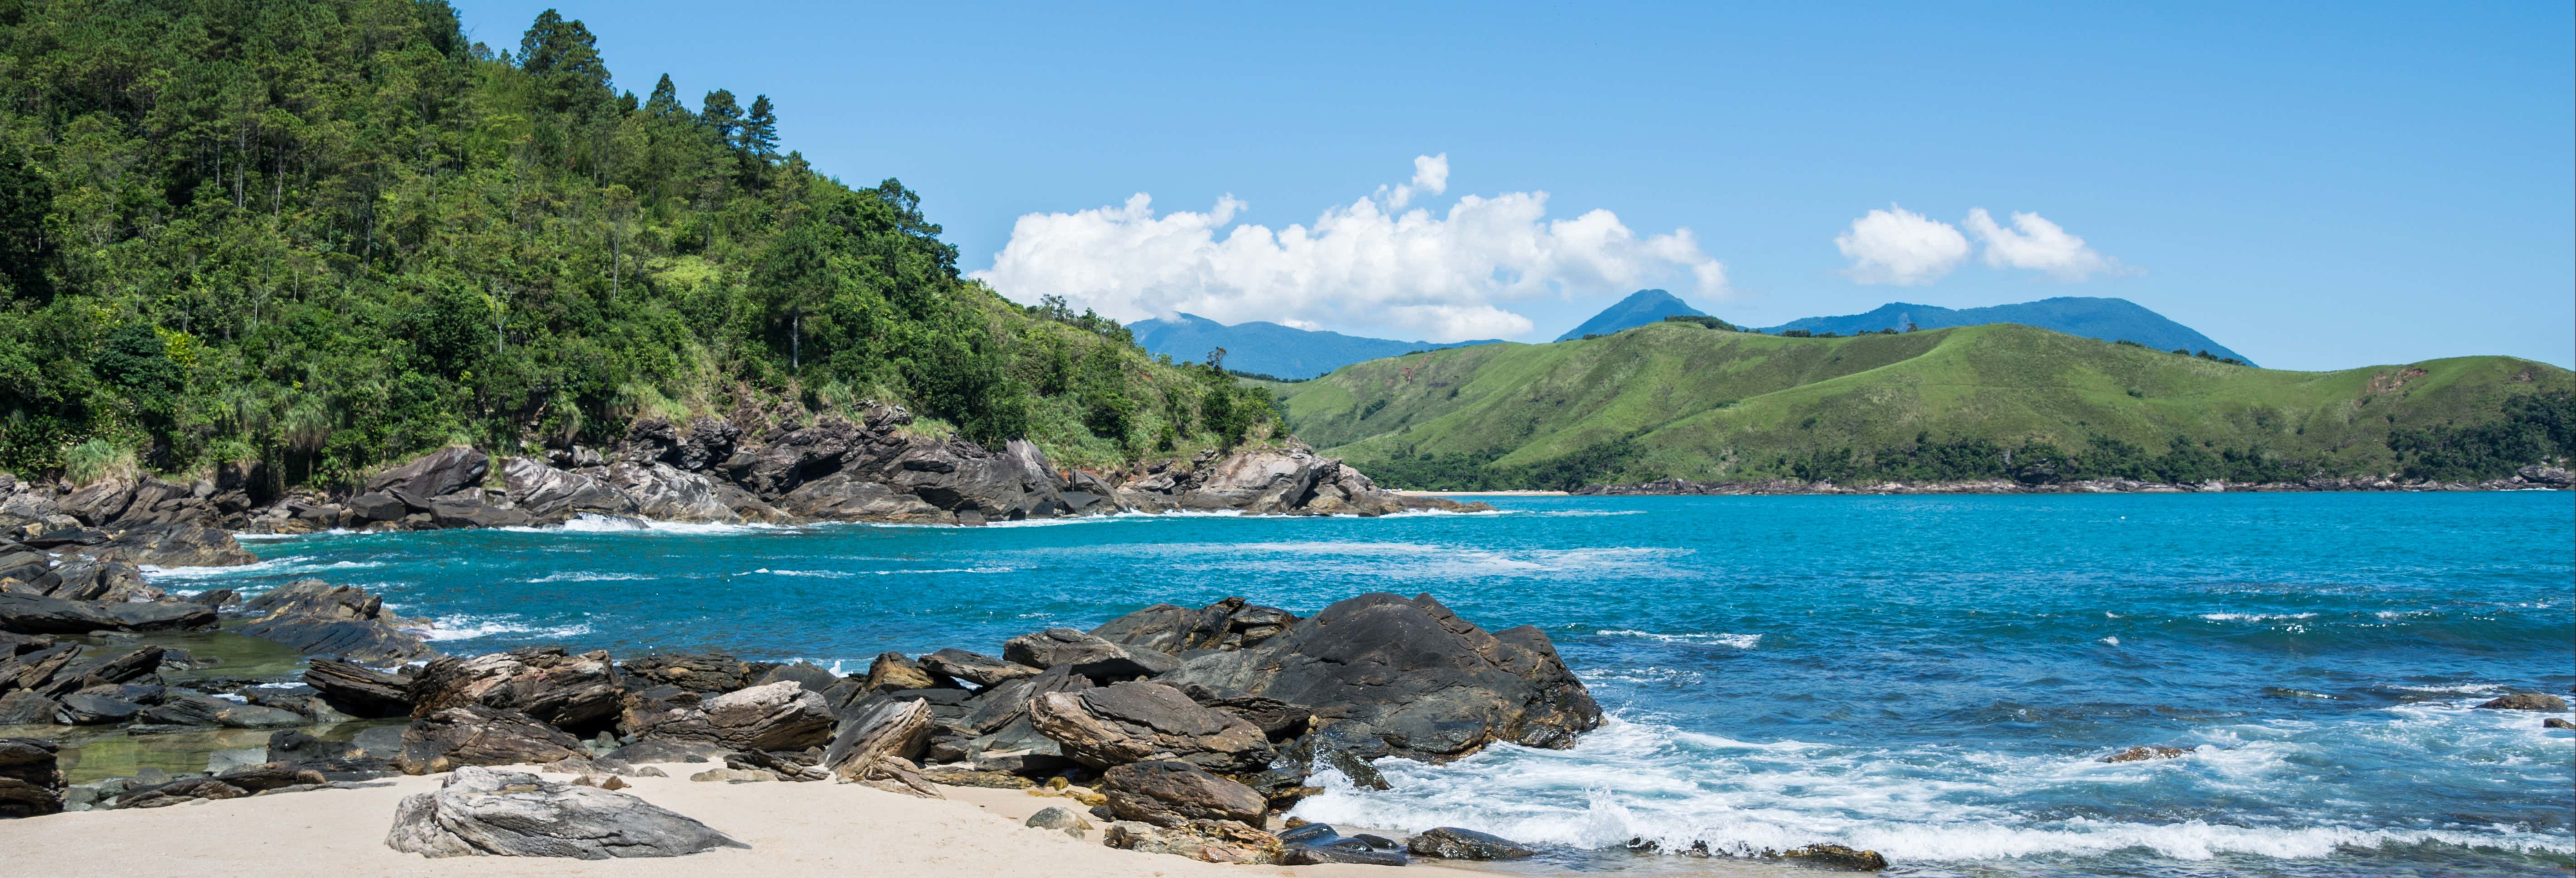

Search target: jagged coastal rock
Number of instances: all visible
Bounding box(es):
[386,765,747,858]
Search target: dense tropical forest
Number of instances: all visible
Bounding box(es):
[0,0,1277,486]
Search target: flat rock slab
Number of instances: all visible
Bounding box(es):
[387,765,747,858]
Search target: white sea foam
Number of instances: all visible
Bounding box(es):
[2198,612,2318,622]
[1098,541,1691,580]
[139,556,383,580]
[528,571,657,583]
[749,568,854,578]
[2098,636,2120,646]
[419,614,594,641]
[517,514,803,535]
[1597,629,1762,649]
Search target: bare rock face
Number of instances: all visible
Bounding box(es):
[500,457,640,523]
[1001,628,1178,680]
[387,765,747,859]
[236,579,435,663]
[411,647,623,733]
[1099,760,1268,827]
[919,648,1040,688]
[0,592,216,635]
[1090,596,1301,655]
[598,462,745,524]
[1029,682,1274,773]
[0,737,65,818]
[861,652,941,692]
[636,681,834,752]
[304,659,414,718]
[621,652,762,694]
[774,473,950,524]
[1167,592,1601,762]
[395,705,587,775]
[84,522,256,567]
[824,697,933,780]
[367,446,491,504]
[1104,819,1286,865]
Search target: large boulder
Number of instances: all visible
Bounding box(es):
[774,473,950,523]
[1167,593,1600,761]
[598,462,743,523]
[304,659,414,718]
[387,765,746,858]
[411,647,623,733]
[920,648,1041,688]
[1028,682,1273,772]
[633,681,833,752]
[0,592,215,634]
[236,579,434,663]
[621,652,762,694]
[1002,628,1178,680]
[1408,826,1538,860]
[367,446,490,505]
[0,737,64,818]
[1091,597,1302,655]
[824,697,933,780]
[502,457,641,524]
[1104,819,1286,865]
[1099,760,1267,827]
[396,705,587,775]
[878,439,1069,522]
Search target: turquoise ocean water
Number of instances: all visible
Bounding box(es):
[147,492,2574,876]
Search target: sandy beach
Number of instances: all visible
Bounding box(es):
[0,767,1521,878]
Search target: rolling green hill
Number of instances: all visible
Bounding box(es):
[1256,322,2572,489]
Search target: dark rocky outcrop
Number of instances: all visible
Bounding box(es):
[367,446,491,503]
[1099,760,1267,827]
[1167,593,1600,761]
[138,692,305,728]
[304,659,414,718]
[387,765,746,858]
[1277,823,1410,866]
[0,592,216,634]
[0,737,64,818]
[1407,826,1537,860]
[1778,844,1890,871]
[500,457,641,523]
[396,705,587,775]
[1002,628,1178,680]
[411,647,622,733]
[824,697,933,780]
[236,579,435,663]
[860,652,942,692]
[0,690,57,724]
[2103,746,2191,763]
[84,522,258,567]
[2476,692,2569,711]
[919,648,1040,688]
[632,681,832,752]
[621,652,762,694]
[1029,681,1273,773]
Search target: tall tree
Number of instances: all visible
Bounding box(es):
[701,89,743,145]
[518,9,613,116]
[740,94,779,159]
[645,74,686,118]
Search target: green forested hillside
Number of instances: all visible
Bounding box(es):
[1260,322,2573,489]
[0,0,1275,484]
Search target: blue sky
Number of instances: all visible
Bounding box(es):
[462,2,2572,370]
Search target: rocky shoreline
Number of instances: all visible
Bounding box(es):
[1576,464,2574,497]
[1,581,1682,868]
[3,406,1486,543]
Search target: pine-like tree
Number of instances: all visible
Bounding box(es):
[741,94,780,159]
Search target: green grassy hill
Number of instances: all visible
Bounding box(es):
[1257,322,2573,489]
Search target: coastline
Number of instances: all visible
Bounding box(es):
[1393,489,1570,497]
[1572,467,2573,496]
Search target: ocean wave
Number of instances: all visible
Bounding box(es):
[509,514,805,535]
[1597,629,1762,649]
[139,556,383,580]
[418,614,594,642]
[529,570,658,583]
[1521,509,1649,517]
[2198,613,2320,622]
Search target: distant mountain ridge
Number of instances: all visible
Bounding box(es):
[1761,297,2252,365]
[1555,289,1706,341]
[1130,313,1500,379]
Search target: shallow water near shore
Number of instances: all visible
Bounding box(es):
[143,492,2574,876]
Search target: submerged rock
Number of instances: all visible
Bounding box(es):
[1778,843,1890,871]
[386,765,746,858]
[236,579,434,663]
[1407,826,1537,860]
[2476,692,2569,711]
[2102,746,2191,763]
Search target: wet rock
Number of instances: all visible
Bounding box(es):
[346,492,407,524]
[304,659,413,718]
[919,648,1041,688]
[386,765,747,858]
[265,730,396,778]
[635,681,834,752]
[0,592,216,634]
[2102,746,2191,763]
[2476,692,2569,711]
[2544,717,2574,730]
[411,647,622,733]
[1002,628,1178,680]
[1103,818,1285,865]
[140,692,305,728]
[424,499,535,530]
[0,737,64,817]
[236,579,434,663]
[54,689,144,725]
[1779,843,1890,871]
[1099,760,1266,827]
[1167,592,1601,761]
[501,457,641,523]
[622,652,761,694]
[1028,681,1272,772]
[1281,826,1409,867]
[1408,826,1536,860]
[395,705,587,775]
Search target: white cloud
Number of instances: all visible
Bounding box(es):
[1835,205,1970,286]
[1964,208,2132,281]
[970,156,1727,342]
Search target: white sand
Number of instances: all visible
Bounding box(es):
[0,769,1496,878]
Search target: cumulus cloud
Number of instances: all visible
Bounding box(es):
[1963,208,2132,280]
[970,156,1727,342]
[1835,205,1970,286]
